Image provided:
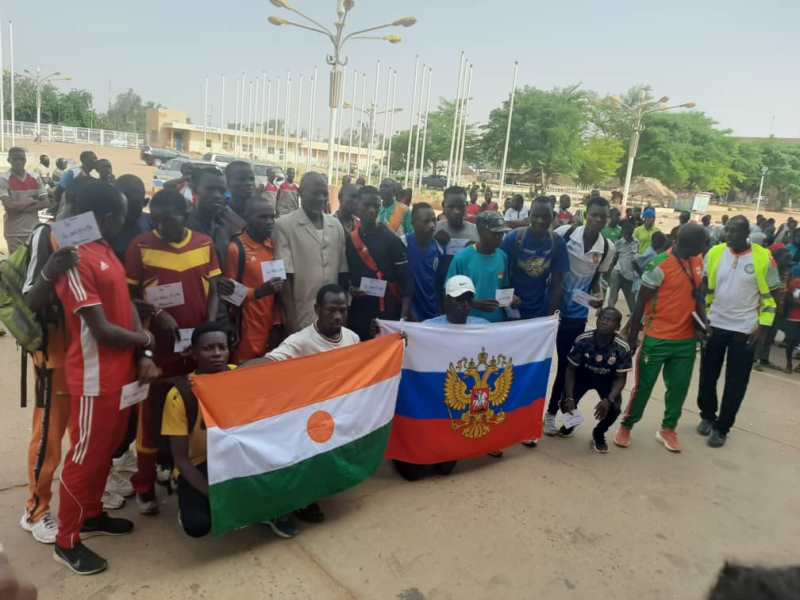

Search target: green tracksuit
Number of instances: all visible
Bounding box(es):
[621,337,697,430]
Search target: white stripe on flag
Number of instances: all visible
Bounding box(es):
[378,316,558,372]
[207,375,400,486]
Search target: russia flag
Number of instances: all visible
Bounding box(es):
[378,317,558,464]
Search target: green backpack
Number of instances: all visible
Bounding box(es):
[0,231,45,353]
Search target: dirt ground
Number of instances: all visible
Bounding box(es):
[1,141,799,599]
[0,328,798,599]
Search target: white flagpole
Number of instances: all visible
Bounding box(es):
[356,72,367,177]
[446,52,465,186]
[378,68,393,182]
[252,78,260,156]
[262,79,270,157]
[0,16,5,152]
[403,55,419,188]
[345,70,359,180]
[239,73,247,154]
[417,67,433,191]
[283,72,291,170]
[219,75,225,145]
[334,68,347,184]
[233,79,240,151]
[272,74,281,159]
[9,20,15,146]
[453,63,470,185]
[306,67,318,172]
[410,66,426,191]
[386,70,399,180]
[247,80,255,156]
[498,61,519,209]
[366,60,381,185]
[456,64,473,186]
[203,76,209,148]
[294,74,304,167]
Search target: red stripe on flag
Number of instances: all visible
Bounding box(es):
[386,401,544,464]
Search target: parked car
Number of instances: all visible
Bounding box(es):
[140,145,186,166]
[253,163,285,188]
[421,174,447,189]
[151,159,222,195]
[202,153,237,169]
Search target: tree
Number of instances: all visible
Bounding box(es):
[481,85,589,184]
[576,137,624,186]
[105,89,159,132]
[633,112,739,194]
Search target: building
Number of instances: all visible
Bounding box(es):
[145,107,385,175]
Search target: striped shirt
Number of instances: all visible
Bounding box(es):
[55,240,136,396]
[0,170,48,252]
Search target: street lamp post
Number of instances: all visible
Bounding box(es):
[618,91,696,213]
[268,0,415,184]
[23,67,71,139]
[756,166,768,217]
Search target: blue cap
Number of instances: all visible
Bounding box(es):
[643,207,656,218]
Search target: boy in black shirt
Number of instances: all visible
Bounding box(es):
[560,307,632,453]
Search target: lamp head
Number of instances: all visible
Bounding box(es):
[392,16,417,27]
[343,0,355,10]
[384,34,402,44]
[270,0,291,8]
[268,16,288,25]
[682,102,696,109]
[657,96,670,104]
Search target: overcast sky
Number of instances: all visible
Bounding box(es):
[2,0,798,138]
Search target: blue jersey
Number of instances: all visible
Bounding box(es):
[405,233,446,321]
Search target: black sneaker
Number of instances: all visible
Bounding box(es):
[433,461,457,476]
[294,502,325,523]
[558,425,576,438]
[80,512,134,539]
[54,542,108,575]
[592,434,609,454]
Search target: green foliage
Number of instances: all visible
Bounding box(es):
[104,89,159,132]
[481,85,589,183]
[577,137,624,186]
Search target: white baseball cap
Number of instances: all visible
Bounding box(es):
[445,275,476,298]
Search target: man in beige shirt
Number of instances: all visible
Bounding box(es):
[273,171,349,332]
[0,147,49,253]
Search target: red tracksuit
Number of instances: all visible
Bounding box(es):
[54,240,137,549]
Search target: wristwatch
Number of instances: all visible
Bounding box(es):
[142,349,155,359]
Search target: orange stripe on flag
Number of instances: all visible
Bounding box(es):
[193,334,404,430]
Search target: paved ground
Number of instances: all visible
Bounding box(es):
[0,328,798,600]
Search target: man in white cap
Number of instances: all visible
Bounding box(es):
[393,275,488,482]
[424,275,490,326]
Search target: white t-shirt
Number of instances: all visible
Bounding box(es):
[705,247,778,334]
[264,322,360,361]
[555,224,616,319]
[504,207,529,221]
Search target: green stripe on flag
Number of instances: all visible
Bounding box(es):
[209,424,391,536]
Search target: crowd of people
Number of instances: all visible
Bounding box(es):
[1,145,799,576]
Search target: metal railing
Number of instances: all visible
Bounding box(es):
[0,120,145,151]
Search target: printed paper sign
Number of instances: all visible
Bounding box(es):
[221,281,248,307]
[560,411,585,430]
[145,282,185,309]
[571,289,599,310]
[446,238,470,256]
[260,259,287,283]
[360,277,387,298]
[174,328,194,353]
[495,288,515,308]
[51,211,102,247]
[120,381,150,410]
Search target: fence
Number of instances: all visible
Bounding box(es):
[0,120,145,151]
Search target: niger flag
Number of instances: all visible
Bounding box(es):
[192,334,404,535]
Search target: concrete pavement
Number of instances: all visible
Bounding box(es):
[0,333,798,600]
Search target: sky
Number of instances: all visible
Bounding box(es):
[2,0,798,139]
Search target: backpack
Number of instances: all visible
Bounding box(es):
[0,232,45,353]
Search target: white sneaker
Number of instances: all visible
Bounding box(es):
[106,471,134,498]
[543,413,559,436]
[156,465,171,484]
[112,449,137,474]
[136,494,159,516]
[102,490,126,511]
[21,511,59,544]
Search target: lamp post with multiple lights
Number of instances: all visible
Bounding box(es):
[268,0,415,184]
[617,92,695,212]
[23,67,71,138]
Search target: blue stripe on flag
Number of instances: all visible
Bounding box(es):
[395,359,552,420]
